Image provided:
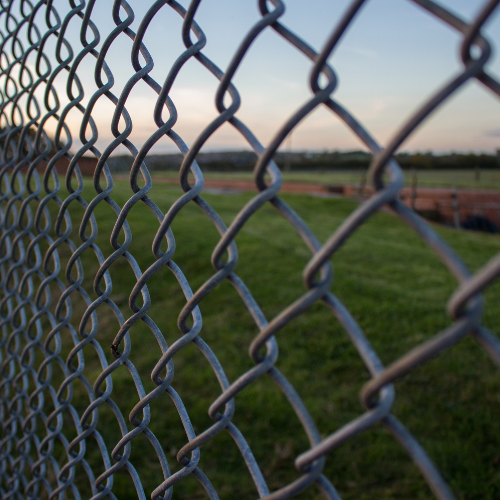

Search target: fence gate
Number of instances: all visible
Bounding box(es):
[1,0,500,499]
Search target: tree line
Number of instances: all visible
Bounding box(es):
[104,150,500,173]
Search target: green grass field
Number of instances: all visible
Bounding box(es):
[150,169,500,191]
[50,180,500,499]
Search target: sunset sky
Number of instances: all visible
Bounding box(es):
[50,0,500,155]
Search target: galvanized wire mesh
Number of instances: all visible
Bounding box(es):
[0,0,500,499]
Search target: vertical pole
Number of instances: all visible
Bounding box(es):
[411,168,417,211]
[452,186,460,229]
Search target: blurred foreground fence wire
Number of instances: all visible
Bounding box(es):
[1,0,500,499]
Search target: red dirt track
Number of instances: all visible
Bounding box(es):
[20,155,500,228]
[150,176,500,228]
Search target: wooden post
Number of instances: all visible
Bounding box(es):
[411,168,417,211]
[452,186,460,229]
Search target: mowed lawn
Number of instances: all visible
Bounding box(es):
[55,180,500,500]
[150,169,500,191]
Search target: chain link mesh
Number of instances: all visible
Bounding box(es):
[0,0,499,498]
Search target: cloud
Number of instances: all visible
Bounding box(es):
[342,47,379,60]
[484,128,500,137]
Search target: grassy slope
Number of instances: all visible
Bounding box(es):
[60,180,500,500]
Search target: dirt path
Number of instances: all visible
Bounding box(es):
[115,174,500,229]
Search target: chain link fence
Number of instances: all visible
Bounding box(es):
[1,0,500,499]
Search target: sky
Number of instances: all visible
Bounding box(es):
[29,0,500,155]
